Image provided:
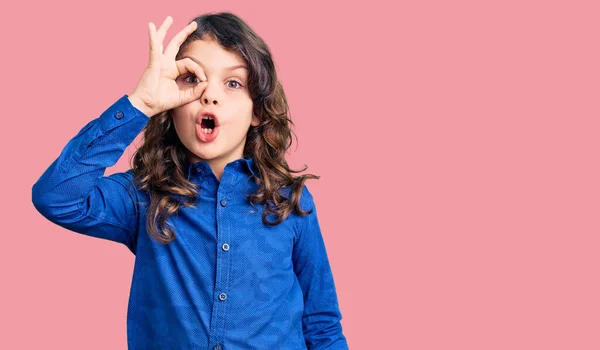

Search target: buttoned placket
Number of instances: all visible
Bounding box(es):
[205,162,242,350]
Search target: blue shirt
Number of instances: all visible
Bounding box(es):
[32,94,349,349]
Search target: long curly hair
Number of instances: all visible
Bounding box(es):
[128,12,319,244]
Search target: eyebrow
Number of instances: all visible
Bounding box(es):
[182,56,248,72]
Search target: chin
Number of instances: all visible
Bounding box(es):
[191,148,220,160]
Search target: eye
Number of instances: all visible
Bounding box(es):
[183,75,244,90]
[183,74,201,84]
[226,80,244,89]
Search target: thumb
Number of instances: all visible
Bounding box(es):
[180,83,206,105]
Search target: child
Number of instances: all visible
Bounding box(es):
[32,12,348,350]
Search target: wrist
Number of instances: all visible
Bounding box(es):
[128,93,155,117]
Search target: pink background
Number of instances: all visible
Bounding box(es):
[3,0,600,348]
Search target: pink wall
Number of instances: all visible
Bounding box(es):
[6,0,600,348]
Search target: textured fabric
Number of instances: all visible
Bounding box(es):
[32,94,349,349]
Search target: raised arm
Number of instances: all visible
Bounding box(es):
[32,95,150,253]
[32,16,210,254]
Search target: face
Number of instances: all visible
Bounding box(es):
[172,39,259,174]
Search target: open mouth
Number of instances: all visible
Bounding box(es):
[200,117,216,133]
[196,118,219,143]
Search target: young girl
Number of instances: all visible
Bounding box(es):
[32,12,348,350]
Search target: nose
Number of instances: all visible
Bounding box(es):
[202,97,218,105]
[200,81,219,106]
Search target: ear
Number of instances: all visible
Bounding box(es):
[251,114,260,127]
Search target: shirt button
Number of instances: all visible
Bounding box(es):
[213,345,222,350]
[222,243,230,251]
[218,292,227,301]
[220,199,227,207]
[114,111,124,119]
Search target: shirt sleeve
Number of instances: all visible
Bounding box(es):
[32,94,150,254]
[292,186,349,349]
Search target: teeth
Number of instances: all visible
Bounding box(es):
[202,128,214,134]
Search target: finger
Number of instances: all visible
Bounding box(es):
[148,22,160,65]
[176,57,207,82]
[176,58,207,104]
[156,16,173,44]
[180,80,208,104]
[164,21,197,60]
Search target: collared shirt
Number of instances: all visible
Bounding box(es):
[32,94,349,349]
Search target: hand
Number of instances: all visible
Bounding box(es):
[129,16,207,117]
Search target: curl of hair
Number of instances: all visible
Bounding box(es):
[128,12,319,244]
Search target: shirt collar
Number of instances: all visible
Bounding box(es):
[186,156,257,180]
[241,156,257,176]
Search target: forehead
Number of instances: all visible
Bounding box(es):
[182,39,247,74]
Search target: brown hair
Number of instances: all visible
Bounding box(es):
[128,12,318,244]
